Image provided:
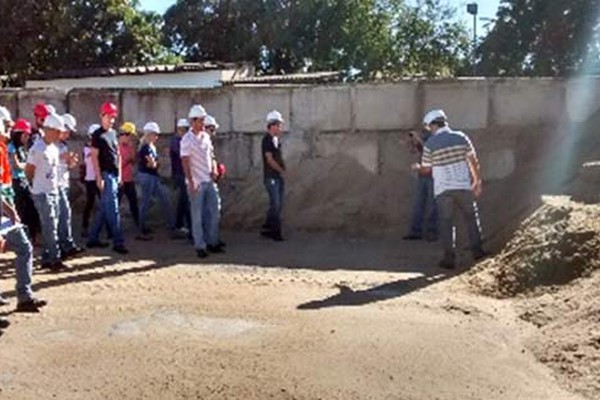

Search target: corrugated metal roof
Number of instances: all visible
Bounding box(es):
[31,62,240,81]
[225,71,342,85]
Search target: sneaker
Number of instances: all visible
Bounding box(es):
[402,234,422,241]
[271,233,284,242]
[87,240,109,249]
[438,258,456,270]
[135,234,153,241]
[16,298,47,313]
[207,245,225,254]
[0,295,9,306]
[51,261,69,272]
[112,245,129,255]
[171,229,189,240]
[218,240,227,248]
[196,249,209,258]
[62,246,85,260]
[473,248,489,262]
[0,317,9,329]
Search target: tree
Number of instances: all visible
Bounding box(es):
[0,0,178,84]
[478,0,600,76]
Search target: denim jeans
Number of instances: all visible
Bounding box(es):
[408,175,438,237]
[58,186,76,252]
[138,172,175,232]
[202,182,221,247]
[174,174,191,230]
[32,192,61,263]
[188,182,215,250]
[4,225,35,302]
[436,190,484,260]
[89,172,124,247]
[118,181,140,227]
[264,176,284,234]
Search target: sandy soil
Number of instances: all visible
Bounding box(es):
[0,230,583,400]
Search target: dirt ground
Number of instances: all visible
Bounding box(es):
[0,229,585,400]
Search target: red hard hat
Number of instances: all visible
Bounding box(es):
[13,118,32,134]
[33,102,49,119]
[100,102,118,117]
[217,162,227,177]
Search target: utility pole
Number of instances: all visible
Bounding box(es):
[467,3,478,76]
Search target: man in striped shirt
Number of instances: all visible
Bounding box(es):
[416,109,486,269]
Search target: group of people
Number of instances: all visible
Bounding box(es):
[0,101,288,327]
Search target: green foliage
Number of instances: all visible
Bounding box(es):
[478,0,600,76]
[0,0,179,83]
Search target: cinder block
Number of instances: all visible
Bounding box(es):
[175,88,231,133]
[480,148,516,181]
[17,89,68,120]
[355,83,419,130]
[291,86,351,131]
[232,88,291,133]
[122,90,179,134]
[423,80,490,130]
[565,78,600,123]
[0,90,18,121]
[314,133,379,174]
[213,133,253,179]
[68,89,120,135]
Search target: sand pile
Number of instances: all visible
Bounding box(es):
[468,196,600,298]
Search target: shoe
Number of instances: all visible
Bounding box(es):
[207,245,225,254]
[141,227,154,235]
[0,295,9,306]
[402,234,422,241]
[438,258,456,270]
[49,261,68,272]
[196,249,209,258]
[271,233,284,242]
[16,298,47,312]
[135,234,153,241]
[218,240,227,248]
[112,245,129,255]
[171,229,189,240]
[0,317,9,329]
[473,248,489,262]
[87,240,109,249]
[62,246,85,260]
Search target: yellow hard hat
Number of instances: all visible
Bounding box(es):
[120,122,137,135]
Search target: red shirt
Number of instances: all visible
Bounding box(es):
[0,142,12,185]
[119,142,135,183]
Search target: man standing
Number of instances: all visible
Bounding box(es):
[171,118,191,235]
[260,110,286,242]
[204,115,225,250]
[416,109,487,269]
[25,113,67,271]
[180,105,220,258]
[86,102,128,254]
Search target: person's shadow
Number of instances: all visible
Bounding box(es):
[297,272,449,310]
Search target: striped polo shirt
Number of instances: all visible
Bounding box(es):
[180,129,214,186]
[421,127,476,197]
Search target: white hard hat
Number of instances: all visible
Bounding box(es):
[87,123,101,136]
[177,118,190,128]
[266,110,284,124]
[0,119,6,138]
[43,113,65,131]
[204,115,219,129]
[0,106,12,122]
[423,109,448,125]
[188,104,207,119]
[143,121,161,134]
[62,113,77,132]
[46,104,56,114]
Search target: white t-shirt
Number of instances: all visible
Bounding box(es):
[58,142,70,188]
[180,130,213,186]
[27,139,60,195]
[83,146,96,181]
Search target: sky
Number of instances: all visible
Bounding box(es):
[139,0,502,37]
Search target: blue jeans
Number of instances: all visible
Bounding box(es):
[408,175,438,237]
[89,173,124,247]
[4,226,35,302]
[58,186,76,252]
[202,182,221,246]
[264,177,284,234]
[188,182,215,250]
[174,174,191,230]
[32,192,61,263]
[138,172,175,232]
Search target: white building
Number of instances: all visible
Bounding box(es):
[26,62,253,90]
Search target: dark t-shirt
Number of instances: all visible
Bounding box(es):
[169,136,184,177]
[91,127,119,175]
[138,143,159,176]
[261,133,285,179]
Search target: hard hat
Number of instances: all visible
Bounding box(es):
[120,122,137,135]
[43,113,65,131]
[204,115,219,129]
[177,118,190,128]
[0,106,12,122]
[188,104,207,119]
[423,109,448,125]
[46,104,56,114]
[100,102,118,117]
[13,119,32,134]
[62,113,77,132]
[217,162,227,177]
[0,121,6,138]
[87,123,101,136]
[266,110,284,124]
[143,121,161,134]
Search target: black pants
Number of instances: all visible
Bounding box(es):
[174,174,191,230]
[13,179,40,240]
[83,180,99,229]
[118,181,140,227]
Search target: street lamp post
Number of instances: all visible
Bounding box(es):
[467,2,478,76]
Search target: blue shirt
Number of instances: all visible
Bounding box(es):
[138,143,159,176]
[7,142,26,180]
